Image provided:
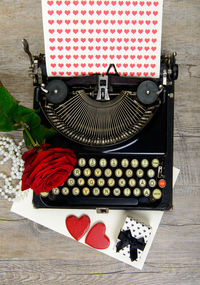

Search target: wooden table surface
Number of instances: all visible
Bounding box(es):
[0,1,200,284]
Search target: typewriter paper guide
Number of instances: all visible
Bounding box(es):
[42,0,163,78]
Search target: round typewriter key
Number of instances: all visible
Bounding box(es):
[103,188,110,196]
[82,187,90,196]
[89,158,96,167]
[115,168,123,177]
[129,178,136,187]
[137,80,159,105]
[133,188,141,197]
[124,188,131,196]
[152,189,162,199]
[152,158,159,168]
[62,187,69,195]
[40,192,49,197]
[143,188,151,197]
[94,168,102,177]
[149,179,156,187]
[110,158,118,167]
[139,179,146,187]
[52,187,60,195]
[113,188,121,196]
[158,179,166,188]
[78,158,86,167]
[125,169,133,178]
[93,187,100,196]
[118,178,126,187]
[78,178,85,186]
[108,178,115,187]
[131,159,139,168]
[67,178,75,186]
[83,168,91,177]
[72,187,80,196]
[73,168,81,177]
[121,158,129,168]
[136,169,144,178]
[141,159,149,168]
[99,158,107,167]
[88,178,95,187]
[98,178,105,187]
[147,169,155,178]
[45,79,68,104]
[104,168,112,177]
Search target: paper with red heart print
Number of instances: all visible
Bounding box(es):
[42,0,163,78]
[66,215,90,240]
[85,222,110,249]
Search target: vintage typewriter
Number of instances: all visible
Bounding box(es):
[22,39,178,211]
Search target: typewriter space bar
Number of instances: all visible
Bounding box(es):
[69,197,139,207]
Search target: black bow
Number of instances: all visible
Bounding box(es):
[116,229,146,261]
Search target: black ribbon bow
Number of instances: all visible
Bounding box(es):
[116,229,146,261]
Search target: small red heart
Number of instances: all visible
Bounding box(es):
[66,215,90,241]
[85,223,110,250]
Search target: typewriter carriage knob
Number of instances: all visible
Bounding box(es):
[44,80,69,104]
[136,80,159,105]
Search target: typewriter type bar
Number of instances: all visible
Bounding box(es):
[22,39,178,210]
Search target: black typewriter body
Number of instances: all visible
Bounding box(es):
[22,40,178,211]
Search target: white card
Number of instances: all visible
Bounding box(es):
[42,0,163,78]
[11,167,179,270]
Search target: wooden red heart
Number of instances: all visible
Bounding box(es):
[66,215,90,241]
[85,223,110,249]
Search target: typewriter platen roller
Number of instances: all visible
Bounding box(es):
[23,39,178,211]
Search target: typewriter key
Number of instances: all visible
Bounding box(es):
[147,169,155,178]
[99,158,107,167]
[94,168,102,177]
[121,159,129,168]
[88,178,95,187]
[40,192,49,197]
[124,188,131,197]
[118,178,126,187]
[110,158,118,167]
[113,188,121,196]
[149,179,156,187]
[133,188,141,197]
[73,168,81,177]
[78,158,86,167]
[93,187,100,196]
[72,187,80,196]
[78,178,85,186]
[62,187,69,195]
[103,188,110,196]
[89,158,96,167]
[137,80,159,105]
[136,169,144,178]
[104,168,112,177]
[115,168,123,177]
[83,168,91,177]
[152,189,162,200]
[131,159,139,168]
[139,179,146,187]
[125,169,133,177]
[129,178,136,187]
[141,159,149,168]
[45,80,68,104]
[143,188,151,197]
[52,188,60,195]
[82,187,90,196]
[108,178,115,187]
[152,159,159,168]
[98,178,105,187]
[67,178,75,186]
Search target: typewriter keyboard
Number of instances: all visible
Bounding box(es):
[39,156,167,208]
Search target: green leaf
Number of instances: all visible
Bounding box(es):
[0,87,21,131]
[15,105,41,129]
[23,125,56,148]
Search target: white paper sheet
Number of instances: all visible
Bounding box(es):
[11,167,179,270]
[42,0,163,78]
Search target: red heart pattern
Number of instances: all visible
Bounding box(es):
[43,0,162,77]
[66,215,90,241]
[85,223,110,250]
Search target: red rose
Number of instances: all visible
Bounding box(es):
[21,144,77,195]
